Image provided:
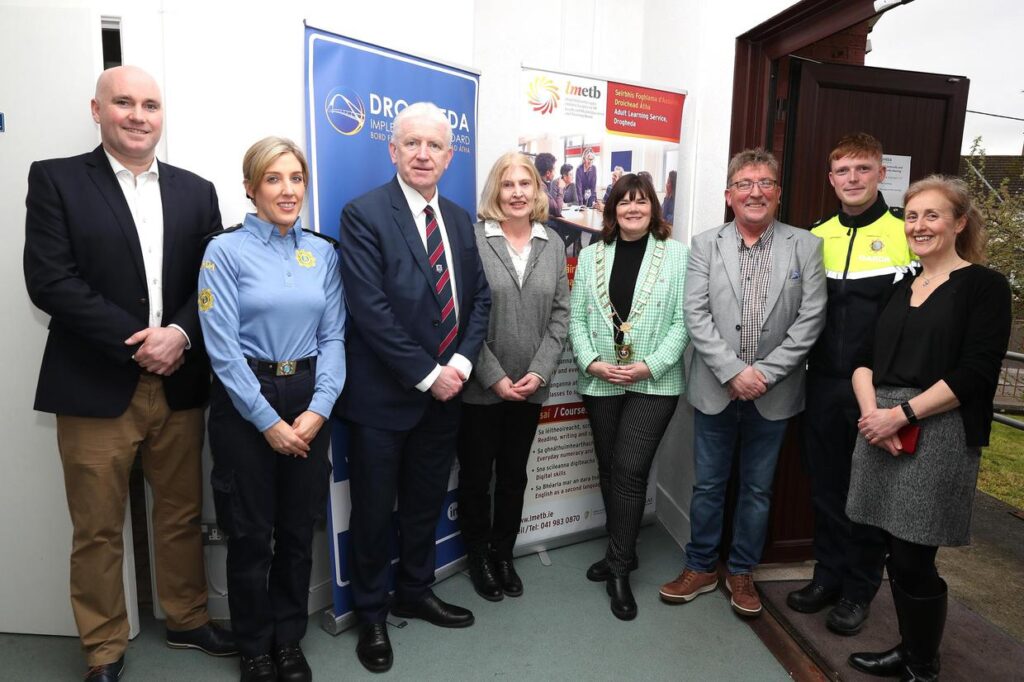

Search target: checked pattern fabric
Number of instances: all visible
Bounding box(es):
[424,205,458,356]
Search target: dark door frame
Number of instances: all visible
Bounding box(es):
[729,0,912,157]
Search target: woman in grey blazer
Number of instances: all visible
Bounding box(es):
[457,153,570,601]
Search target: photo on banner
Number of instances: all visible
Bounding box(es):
[515,66,685,553]
[303,24,479,631]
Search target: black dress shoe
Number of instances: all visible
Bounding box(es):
[467,549,503,602]
[392,592,475,628]
[85,656,124,681]
[828,598,871,635]
[356,623,393,674]
[274,642,311,682]
[848,645,906,677]
[239,654,276,682]
[586,557,639,582]
[786,582,840,614]
[494,558,523,597]
[606,575,637,621]
[166,621,239,656]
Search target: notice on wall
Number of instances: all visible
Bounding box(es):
[880,154,912,208]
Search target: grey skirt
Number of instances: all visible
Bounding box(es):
[846,386,981,547]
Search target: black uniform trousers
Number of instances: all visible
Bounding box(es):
[457,401,543,559]
[209,368,331,657]
[583,392,678,576]
[802,372,886,603]
[346,398,461,624]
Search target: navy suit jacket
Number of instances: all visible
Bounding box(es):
[336,177,491,430]
[24,145,222,417]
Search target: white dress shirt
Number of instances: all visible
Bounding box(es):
[394,175,473,390]
[105,150,189,346]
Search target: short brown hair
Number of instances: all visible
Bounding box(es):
[243,136,308,198]
[829,132,883,167]
[600,173,670,243]
[727,148,778,186]
[904,175,988,264]
[478,152,549,223]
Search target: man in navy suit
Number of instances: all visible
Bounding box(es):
[337,102,490,673]
[23,66,234,681]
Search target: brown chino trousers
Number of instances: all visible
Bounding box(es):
[56,374,209,666]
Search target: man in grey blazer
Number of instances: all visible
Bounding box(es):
[659,149,825,617]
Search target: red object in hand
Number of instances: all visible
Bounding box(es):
[898,424,921,454]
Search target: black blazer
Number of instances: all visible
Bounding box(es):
[335,177,491,430]
[24,145,222,417]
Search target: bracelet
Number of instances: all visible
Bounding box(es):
[899,401,918,425]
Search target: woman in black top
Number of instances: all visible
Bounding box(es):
[845,176,1011,681]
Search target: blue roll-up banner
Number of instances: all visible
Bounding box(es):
[304,24,479,631]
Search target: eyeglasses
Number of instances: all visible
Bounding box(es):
[728,178,778,192]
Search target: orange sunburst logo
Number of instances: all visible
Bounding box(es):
[528,76,560,115]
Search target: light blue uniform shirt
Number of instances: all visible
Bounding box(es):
[199,213,346,431]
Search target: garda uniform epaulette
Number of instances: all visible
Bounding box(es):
[888,205,904,219]
[302,228,339,248]
[201,224,244,248]
[809,213,834,230]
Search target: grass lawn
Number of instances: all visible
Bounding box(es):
[978,421,1024,510]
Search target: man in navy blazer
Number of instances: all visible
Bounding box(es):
[23,66,234,680]
[337,102,490,673]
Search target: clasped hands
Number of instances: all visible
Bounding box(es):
[586,360,652,385]
[857,406,907,456]
[263,411,325,458]
[491,374,543,401]
[727,366,768,401]
[126,326,188,375]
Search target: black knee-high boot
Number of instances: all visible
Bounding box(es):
[848,577,946,680]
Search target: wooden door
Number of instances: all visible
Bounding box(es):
[759,60,970,563]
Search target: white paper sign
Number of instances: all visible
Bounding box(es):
[880,154,911,208]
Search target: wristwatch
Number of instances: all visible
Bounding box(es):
[899,401,918,425]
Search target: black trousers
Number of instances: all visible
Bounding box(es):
[209,370,331,657]
[583,392,678,575]
[346,398,461,624]
[457,401,543,559]
[802,372,886,603]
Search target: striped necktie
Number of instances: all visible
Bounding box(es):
[424,205,458,356]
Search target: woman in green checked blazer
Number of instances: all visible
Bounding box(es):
[569,173,689,621]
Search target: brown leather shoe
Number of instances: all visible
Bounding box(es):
[726,573,762,616]
[659,569,718,603]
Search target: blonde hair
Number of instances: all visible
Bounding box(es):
[904,175,987,264]
[243,136,308,198]
[478,152,549,223]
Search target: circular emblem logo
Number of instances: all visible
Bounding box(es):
[871,239,884,251]
[325,87,366,135]
[527,76,560,115]
[447,502,458,521]
[295,249,316,268]
[198,288,214,312]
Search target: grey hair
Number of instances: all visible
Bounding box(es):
[726,148,779,185]
[390,101,453,148]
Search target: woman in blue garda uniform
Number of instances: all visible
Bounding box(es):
[199,137,345,682]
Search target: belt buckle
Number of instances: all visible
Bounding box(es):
[275,360,296,376]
